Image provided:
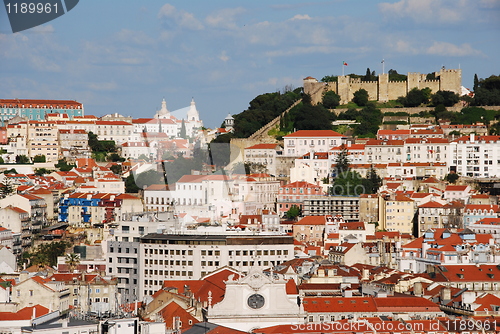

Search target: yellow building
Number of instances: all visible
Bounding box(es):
[379,194,415,234]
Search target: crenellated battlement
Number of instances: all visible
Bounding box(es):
[304,68,461,105]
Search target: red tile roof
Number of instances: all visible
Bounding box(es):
[295,216,326,226]
[0,305,50,321]
[284,130,343,137]
[445,185,469,192]
[303,296,377,313]
[245,144,280,150]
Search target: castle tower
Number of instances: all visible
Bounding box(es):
[437,68,462,94]
[378,73,389,102]
[407,72,420,92]
[224,114,234,129]
[337,75,351,105]
[187,98,200,122]
[156,98,170,118]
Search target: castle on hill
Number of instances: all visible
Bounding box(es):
[304,68,462,105]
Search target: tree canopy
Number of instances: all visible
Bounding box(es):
[322,91,341,109]
[232,89,302,138]
[55,158,76,172]
[337,103,382,138]
[19,241,71,267]
[431,90,459,107]
[352,89,369,106]
[15,155,30,164]
[33,155,46,163]
[472,75,500,106]
[397,87,431,107]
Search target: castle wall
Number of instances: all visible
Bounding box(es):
[304,69,462,105]
[349,79,378,102]
[421,80,440,95]
[303,79,326,105]
[387,81,407,101]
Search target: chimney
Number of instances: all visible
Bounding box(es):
[470,133,475,143]
[414,282,423,296]
[440,287,451,301]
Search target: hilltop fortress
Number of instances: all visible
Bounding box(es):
[304,68,462,105]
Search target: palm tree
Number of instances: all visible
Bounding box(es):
[65,253,80,272]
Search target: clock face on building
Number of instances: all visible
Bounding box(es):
[247,293,265,309]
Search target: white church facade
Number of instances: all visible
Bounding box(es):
[207,268,305,332]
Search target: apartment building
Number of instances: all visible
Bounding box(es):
[378,194,415,234]
[0,99,83,123]
[244,143,281,176]
[417,200,465,236]
[302,196,360,221]
[138,233,294,299]
[403,138,449,163]
[398,228,499,273]
[450,134,500,178]
[58,128,90,160]
[364,140,404,164]
[277,181,323,214]
[27,121,60,162]
[283,130,346,157]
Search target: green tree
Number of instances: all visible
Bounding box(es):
[363,68,376,81]
[322,91,340,109]
[55,158,76,172]
[366,166,382,194]
[125,173,140,193]
[431,90,459,107]
[88,131,102,152]
[398,88,429,107]
[0,156,4,164]
[3,168,18,174]
[285,205,301,220]
[333,144,350,176]
[473,75,500,106]
[15,155,30,164]
[352,89,369,106]
[473,74,479,92]
[107,153,125,162]
[110,164,122,175]
[330,170,365,196]
[179,119,187,139]
[294,103,333,130]
[0,179,14,198]
[388,69,407,82]
[232,90,301,138]
[33,155,46,163]
[444,173,459,184]
[321,75,338,82]
[20,241,71,268]
[34,168,52,176]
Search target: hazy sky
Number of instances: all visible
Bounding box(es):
[1,0,499,128]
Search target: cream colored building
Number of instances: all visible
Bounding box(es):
[244,143,281,176]
[379,194,415,234]
[27,121,60,162]
[359,194,379,224]
[11,276,70,312]
[365,139,404,164]
[283,130,346,157]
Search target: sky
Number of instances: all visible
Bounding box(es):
[1,0,499,128]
